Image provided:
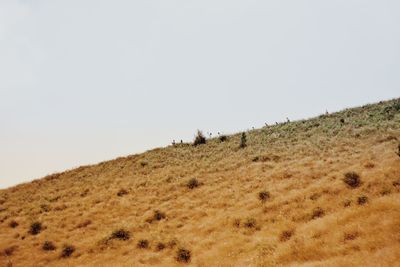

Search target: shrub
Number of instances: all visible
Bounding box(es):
[77,220,92,229]
[139,161,148,167]
[219,135,228,142]
[233,218,241,228]
[156,242,166,251]
[117,189,128,197]
[42,241,56,251]
[280,230,293,242]
[61,245,75,258]
[258,191,270,202]
[243,218,256,228]
[357,196,368,205]
[3,246,17,256]
[137,239,149,249]
[29,222,42,235]
[40,204,51,212]
[239,132,247,148]
[176,248,191,263]
[311,207,325,219]
[344,232,359,241]
[393,101,400,111]
[343,200,352,207]
[9,220,18,228]
[111,229,130,241]
[343,172,361,188]
[153,210,166,221]
[167,239,178,249]
[186,178,200,189]
[193,130,206,146]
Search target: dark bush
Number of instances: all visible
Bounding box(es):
[239,132,247,148]
[29,222,42,235]
[193,130,206,146]
[343,172,361,188]
[357,196,368,205]
[61,245,75,258]
[137,239,149,249]
[186,178,200,189]
[9,220,18,228]
[42,241,56,251]
[176,248,191,263]
[258,191,270,202]
[111,229,130,241]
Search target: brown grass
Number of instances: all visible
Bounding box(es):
[0,98,399,266]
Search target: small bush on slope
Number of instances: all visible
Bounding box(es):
[343,172,361,188]
[193,130,206,146]
[29,222,42,235]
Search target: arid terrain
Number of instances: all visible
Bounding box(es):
[1,99,399,267]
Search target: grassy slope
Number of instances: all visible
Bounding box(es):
[0,98,400,267]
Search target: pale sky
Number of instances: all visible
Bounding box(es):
[0,0,399,189]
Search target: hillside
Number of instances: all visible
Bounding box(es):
[1,98,400,267]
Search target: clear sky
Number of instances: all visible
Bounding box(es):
[0,0,399,189]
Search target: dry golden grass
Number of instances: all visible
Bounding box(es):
[1,99,400,267]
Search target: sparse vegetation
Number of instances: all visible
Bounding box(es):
[42,241,56,251]
[343,172,361,188]
[61,245,75,258]
[0,98,399,266]
[193,130,206,146]
[29,222,42,235]
[176,248,191,263]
